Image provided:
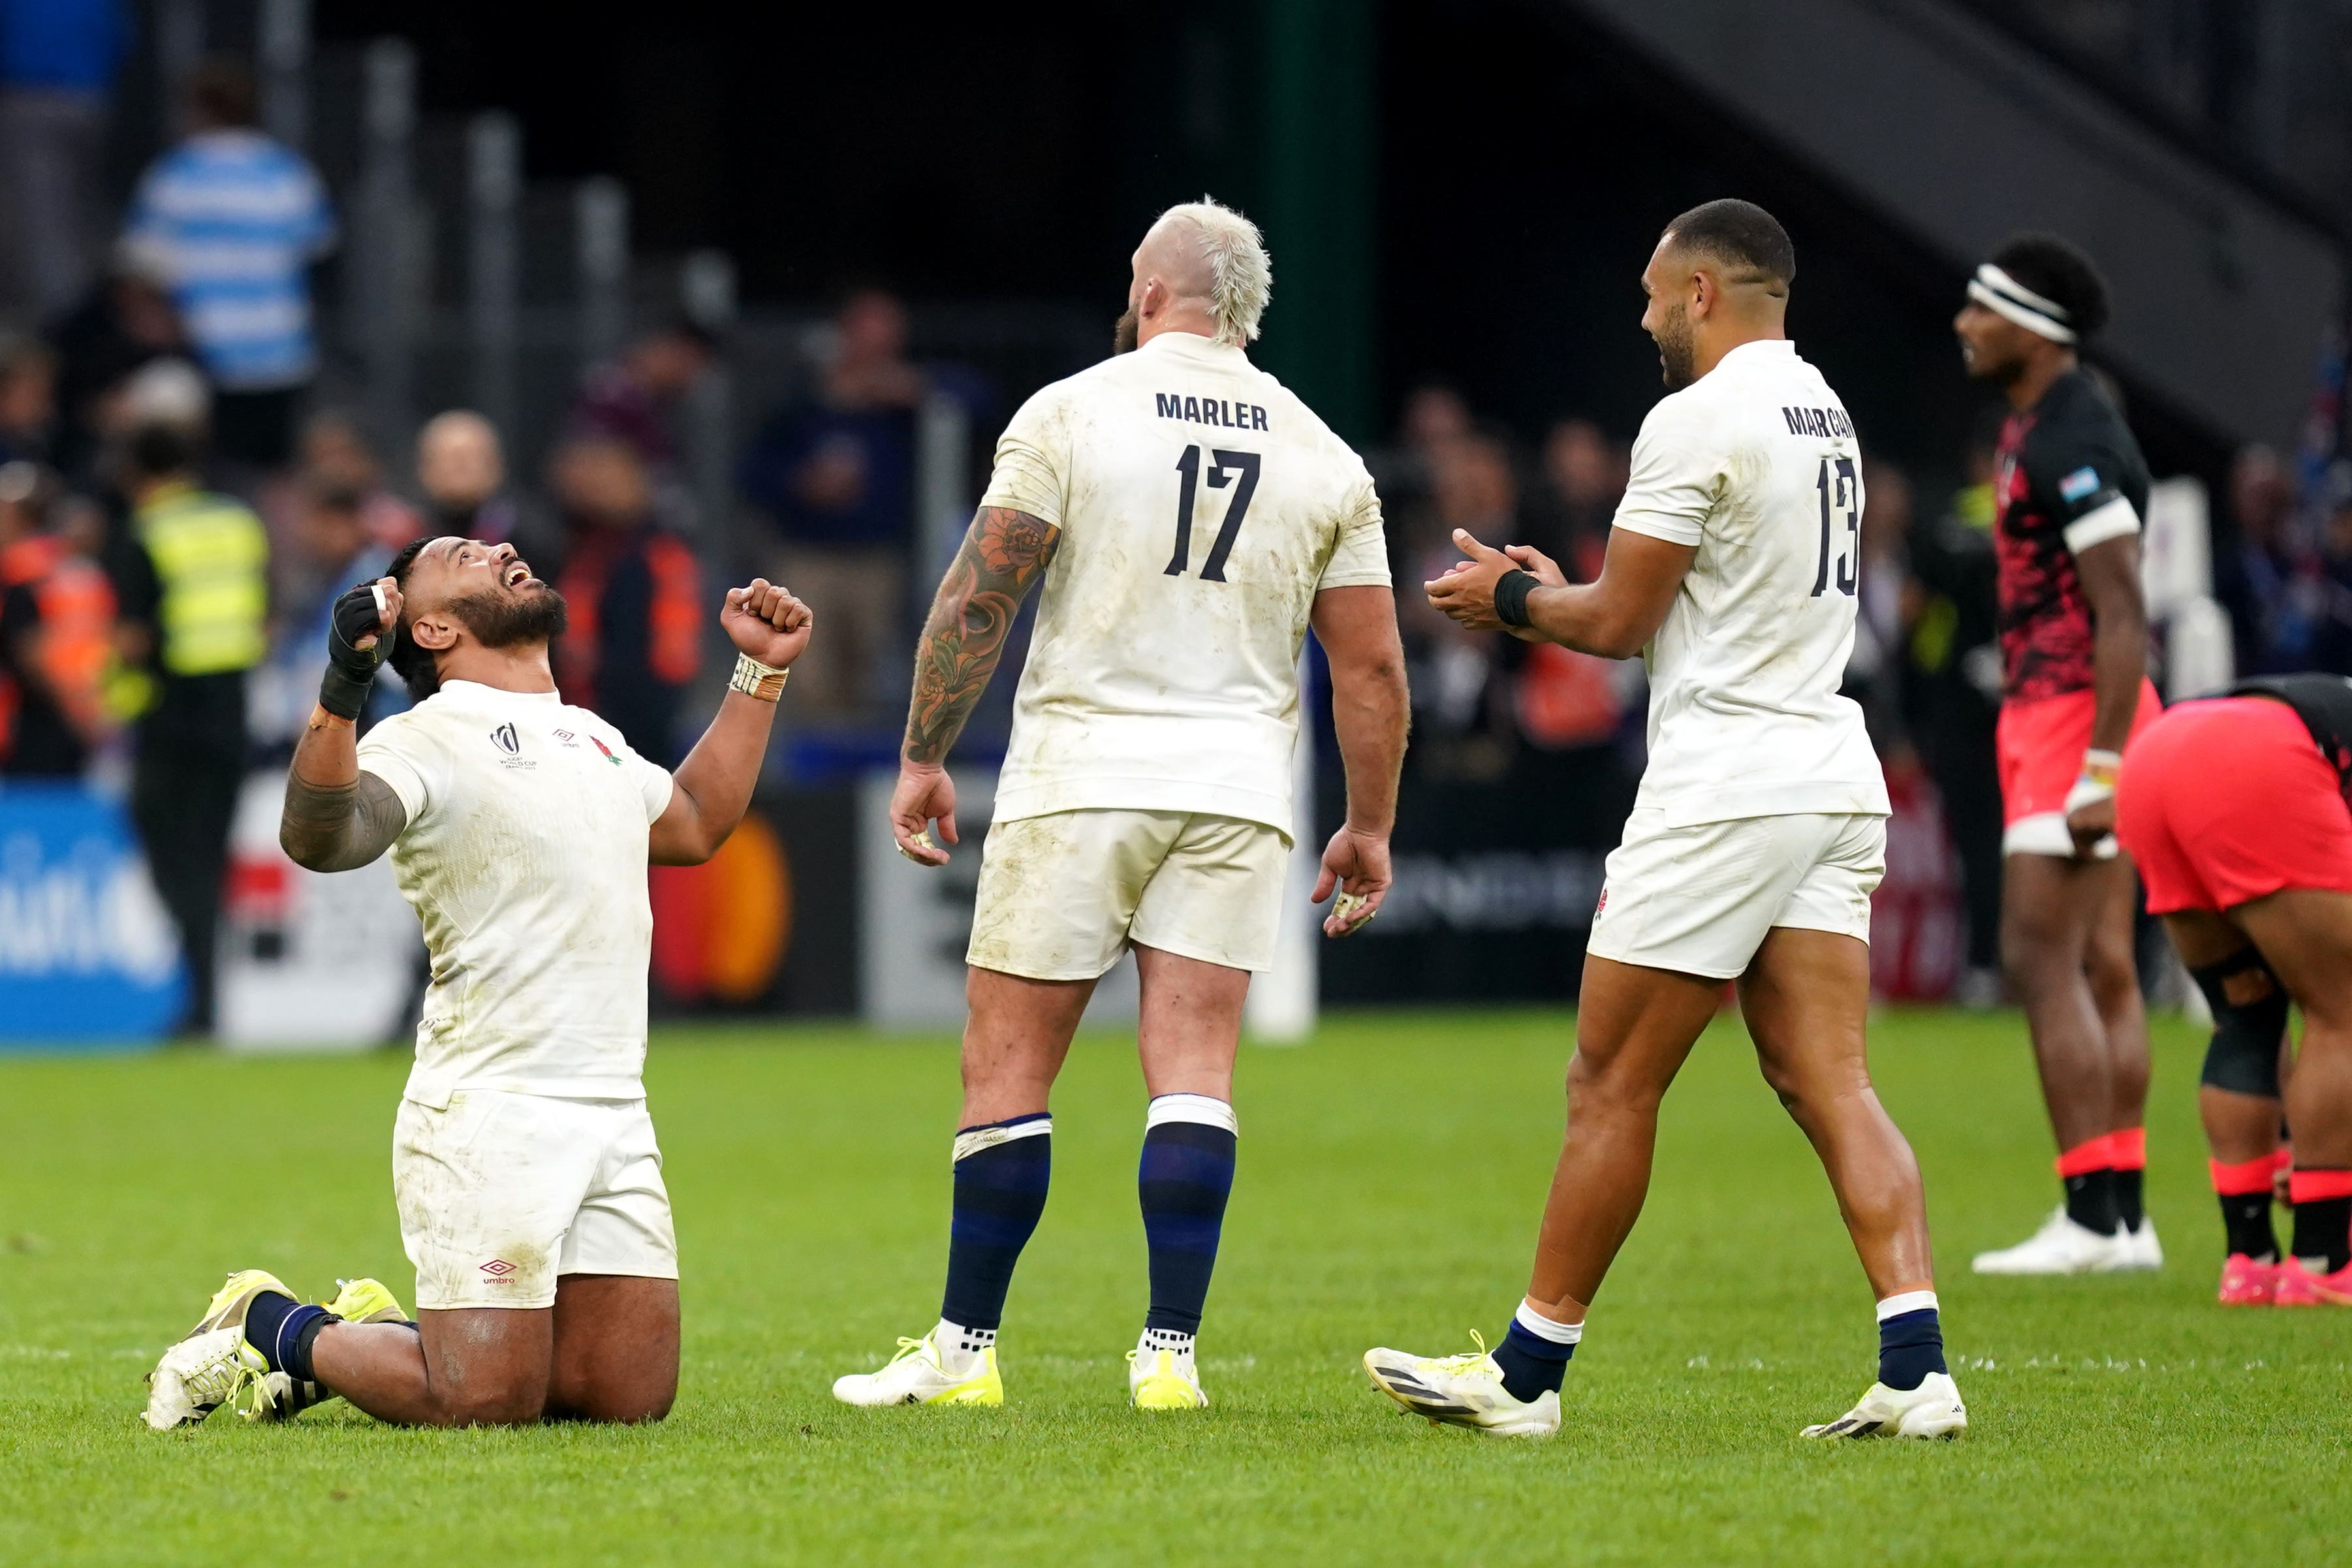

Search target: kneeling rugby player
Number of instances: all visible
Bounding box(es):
[144,537,809,1427]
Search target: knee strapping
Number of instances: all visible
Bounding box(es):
[2191,949,2289,1099]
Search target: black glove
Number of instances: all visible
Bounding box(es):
[320,582,391,720]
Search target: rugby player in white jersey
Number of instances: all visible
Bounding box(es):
[1363,200,1966,1440]
[142,537,809,1428]
[832,198,1409,1412]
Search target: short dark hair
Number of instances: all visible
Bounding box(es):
[188,57,259,129]
[1987,232,2110,339]
[127,422,200,481]
[1663,199,1796,289]
[384,536,439,699]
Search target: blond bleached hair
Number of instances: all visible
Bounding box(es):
[1152,197,1272,346]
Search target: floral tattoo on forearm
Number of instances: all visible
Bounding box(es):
[903,506,1059,766]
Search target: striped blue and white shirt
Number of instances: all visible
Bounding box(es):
[124,130,337,392]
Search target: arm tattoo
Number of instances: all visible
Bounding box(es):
[280,771,408,872]
[903,506,1059,766]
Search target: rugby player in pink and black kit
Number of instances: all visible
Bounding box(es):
[1955,234,2166,1278]
[2119,674,2352,1306]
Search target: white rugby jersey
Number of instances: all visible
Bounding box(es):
[977,330,1390,838]
[354,680,675,1105]
[1610,338,1890,825]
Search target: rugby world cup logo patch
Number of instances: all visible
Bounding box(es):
[490,722,520,755]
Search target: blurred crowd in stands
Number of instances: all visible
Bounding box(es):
[0,44,973,1033]
[5,23,2351,1033]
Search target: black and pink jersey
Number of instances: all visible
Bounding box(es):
[1992,370,2150,703]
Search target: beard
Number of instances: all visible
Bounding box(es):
[1112,305,1139,354]
[448,581,568,648]
[1960,337,2023,387]
[1654,303,1696,390]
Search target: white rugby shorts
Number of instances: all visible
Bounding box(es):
[1585,809,1885,980]
[392,1090,678,1310]
[967,808,1290,980]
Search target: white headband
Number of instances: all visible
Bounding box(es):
[1966,263,2077,344]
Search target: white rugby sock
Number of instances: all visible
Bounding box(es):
[1512,1301,1584,1345]
[935,1318,994,1373]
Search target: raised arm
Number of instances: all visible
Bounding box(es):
[1424,525,1695,660]
[888,505,1061,865]
[281,579,409,871]
[283,719,409,872]
[1308,584,1409,935]
[649,580,812,866]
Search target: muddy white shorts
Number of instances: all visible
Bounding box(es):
[392,1090,678,1310]
[1585,809,1885,980]
[967,808,1291,980]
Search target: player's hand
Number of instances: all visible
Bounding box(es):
[723,578,813,669]
[2064,794,2116,858]
[319,576,400,721]
[1424,529,1516,632]
[1497,544,1569,642]
[1503,543,1567,588]
[1313,823,1392,937]
[331,576,399,654]
[890,762,957,867]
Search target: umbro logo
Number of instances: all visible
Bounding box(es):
[480,1259,516,1278]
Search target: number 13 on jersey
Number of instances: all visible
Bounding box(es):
[1167,444,1262,582]
[1813,455,1859,597]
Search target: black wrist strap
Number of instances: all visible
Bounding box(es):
[1494,569,1537,628]
[317,663,374,721]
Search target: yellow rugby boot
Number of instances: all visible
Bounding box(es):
[1127,1336,1208,1410]
[322,1277,411,1325]
[190,1268,298,1336]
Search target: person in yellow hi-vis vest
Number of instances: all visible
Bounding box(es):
[116,420,268,1035]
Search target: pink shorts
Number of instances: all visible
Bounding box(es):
[2116,696,2352,913]
[1996,679,2163,856]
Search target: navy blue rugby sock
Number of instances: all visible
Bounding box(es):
[1138,1095,1239,1340]
[1492,1303,1580,1403]
[243,1291,334,1383]
[939,1114,1052,1338]
[1876,1291,1946,1392]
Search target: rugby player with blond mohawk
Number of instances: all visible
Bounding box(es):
[832,198,1409,1412]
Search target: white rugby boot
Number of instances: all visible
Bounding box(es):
[143,1327,283,1430]
[1801,1371,1968,1439]
[1362,1336,1561,1437]
[2115,1215,2164,1271]
[1127,1336,1208,1410]
[831,1328,1002,1407]
[1971,1207,2131,1275]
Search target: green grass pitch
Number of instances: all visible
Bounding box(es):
[1,1008,2344,1566]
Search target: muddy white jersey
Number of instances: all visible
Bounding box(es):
[1609,338,1890,825]
[354,680,675,1105]
[977,329,1390,838]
